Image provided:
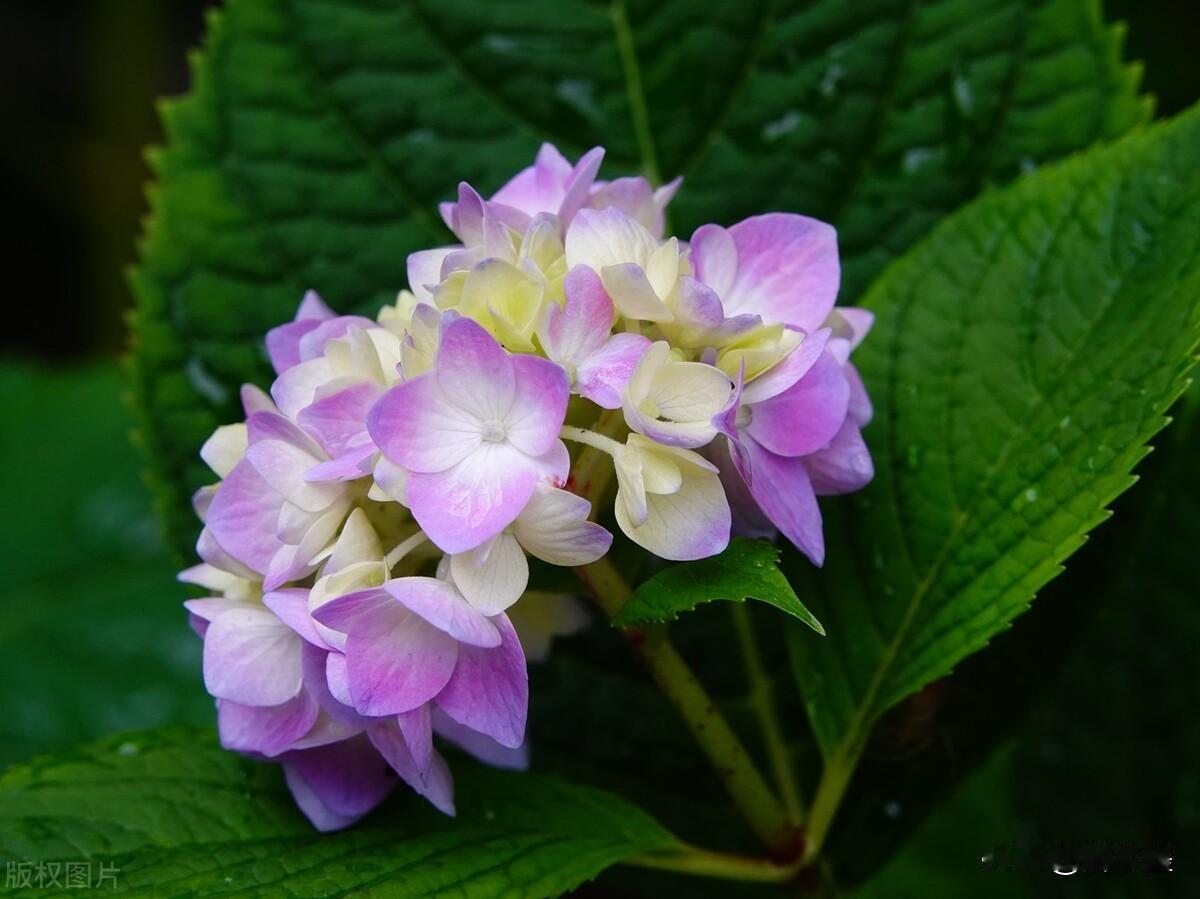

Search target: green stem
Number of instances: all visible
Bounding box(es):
[576,556,799,853]
[730,603,805,823]
[803,748,857,863]
[626,844,803,883]
[610,0,662,185]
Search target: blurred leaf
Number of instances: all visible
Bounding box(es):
[131,0,1149,556]
[612,538,822,632]
[0,364,208,768]
[0,727,678,898]
[786,105,1200,839]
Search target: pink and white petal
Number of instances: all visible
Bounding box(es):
[384,576,502,648]
[266,319,323,375]
[505,355,569,456]
[433,708,529,771]
[513,486,612,566]
[576,332,651,409]
[194,528,261,582]
[435,317,515,421]
[805,420,874,495]
[304,444,376,483]
[558,146,605,223]
[435,614,527,749]
[449,533,529,617]
[217,692,319,758]
[530,439,570,487]
[367,374,482,474]
[543,265,614,364]
[746,440,824,566]
[689,224,737,298]
[836,306,874,349]
[264,589,328,649]
[600,263,673,321]
[406,444,537,553]
[183,597,249,631]
[742,327,831,405]
[246,409,324,458]
[297,382,382,458]
[565,206,658,270]
[241,383,277,416]
[369,456,410,507]
[724,214,840,331]
[407,247,458,303]
[271,357,334,420]
[203,606,303,706]
[297,316,375,363]
[204,459,284,575]
[246,439,341,513]
[281,735,396,831]
[747,351,850,457]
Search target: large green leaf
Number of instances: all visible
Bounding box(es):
[0,364,209,768]
[131,0,1148,555]
[786,105,1200,843]
[857,387,1200,896]
[0,728,677,898]
[612,538,822,632]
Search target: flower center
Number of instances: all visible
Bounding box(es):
[735,405,753,430]
[480,419,508,443]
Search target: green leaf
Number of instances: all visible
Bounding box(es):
[131,0,1149,555]
[0,364,209,768]
[858,386,1200,895]
[613,538,823,633]
[786,105,1200,831]
[0,727,678,897]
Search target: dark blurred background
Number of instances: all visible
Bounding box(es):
[0,0,1197,365]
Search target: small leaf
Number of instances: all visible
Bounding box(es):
[0,727,678,898]
[614,538,823,633]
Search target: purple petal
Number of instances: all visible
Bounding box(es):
[367,717,456,815]
[543,266,614,365]
[297,382,382,458]
[505,355,568,457]
[281,735,396,831]
[264,589,328,649]
[745,440,824,565]
[576,332,651,409]
[406,443,538,553]
[805,419,874,495]
[435,614,527,749]
[433,707,530,771]
[746,351,850,457]
[436,317,516,421]
[713,214,840,332]
[203,459,283,576]
[314,590,459,717]
[367,374,482,474]
[741,327,831,405]
[384,577,502,648]
[203,605,303,706]
[689,224,737,298]
[217,692,318,758]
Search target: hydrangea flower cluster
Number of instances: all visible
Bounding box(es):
[181,144,874,831]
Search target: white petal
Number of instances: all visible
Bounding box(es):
[450,533,529,615]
